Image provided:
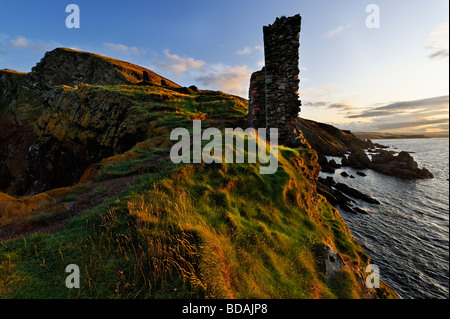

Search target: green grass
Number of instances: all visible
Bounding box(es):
[0,142,391,299]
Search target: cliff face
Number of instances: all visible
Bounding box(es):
[0,69,27,112]
[297,117,373,156]
[0,48,183,195]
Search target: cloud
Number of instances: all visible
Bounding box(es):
[374,118,448,131]
[236,45,263,55]
[196,64,251,97]
[426,23,449,61]
[328,102,355,111]
[338,95,449,133]
[156,49,206,75]
[428,48,449,60]
[10,36,49,52]
[431,22,449,37]
[300,85,333,97]
[103,42,143,55]
[152,50,250,97]
[237,46,252,55]
[324,24,352,39]
[347,95,449,119]
[303,99,357,114]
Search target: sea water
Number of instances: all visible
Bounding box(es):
[320,138,449,299]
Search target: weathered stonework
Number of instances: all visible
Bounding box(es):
[247,67,266,128]
[248,15,308,148]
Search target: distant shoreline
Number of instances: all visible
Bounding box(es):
[353,132,449,140]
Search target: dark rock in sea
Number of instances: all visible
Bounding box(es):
[318,153,338,173]
[334,183,380,205]
[325,176,335,185]
[356,171,367,177]
[317,177,354,206]
[342,148,371,169]
[317,153,328,166]
[374,143,389,149]
[341,146,432,180]
[317,177,371,214]
[371,150,434,179]
[322,166,335,174]
[350,175,355,178]
[340,171,349,177]
[328,159,341,169]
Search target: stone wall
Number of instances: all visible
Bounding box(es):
[248,14,308,148]
[247,67,266,128]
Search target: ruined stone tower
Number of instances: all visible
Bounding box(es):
[247,67,266,128]
[248,14,308,148]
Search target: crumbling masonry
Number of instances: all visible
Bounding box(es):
[248,14,308,148]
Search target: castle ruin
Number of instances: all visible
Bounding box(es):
[248,14,308,148]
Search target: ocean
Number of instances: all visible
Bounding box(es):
[320,138,449,299]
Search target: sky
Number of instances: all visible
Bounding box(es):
[0,0,448,134]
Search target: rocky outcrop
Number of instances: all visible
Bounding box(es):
[334,182,380,205]
[313,243,345,279]
[370,150,433,179]
[341,148,371,169]
[27,48,180,90]
[317,176,377,214]
[340,149,433,180]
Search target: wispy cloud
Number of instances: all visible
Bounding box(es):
[426,22,449,61]
[428,49,449,60]
[103,42,144,55]
[155,49,206,75]
[373,118,448,131]
[340,96,449,133]
[323,24,353,39]
[10,36,49,52]
[301,85,333,97]
[236,45,263,55]
[347,96,449,119]
[303,99,357,114]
